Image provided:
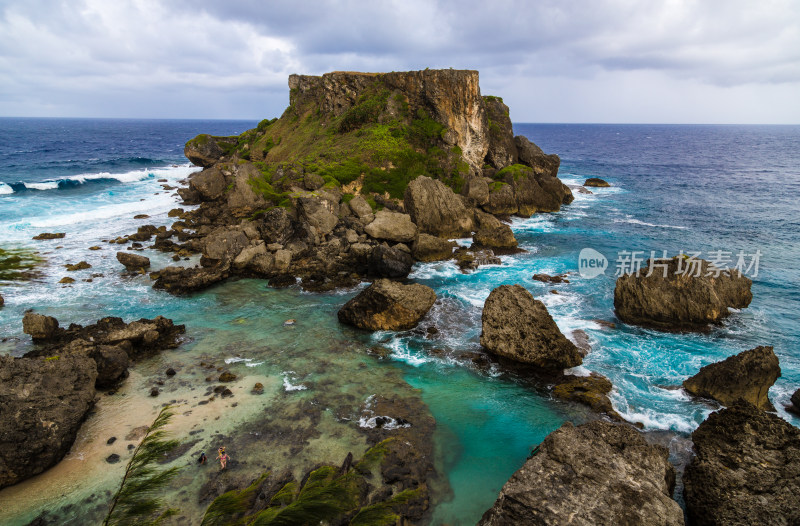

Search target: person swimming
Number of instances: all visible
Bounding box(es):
[198,451,207,465]
[216,447,230,470]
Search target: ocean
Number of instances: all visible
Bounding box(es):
[1,118,799,525]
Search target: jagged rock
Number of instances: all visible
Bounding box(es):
[152,265,229,294]
[462,175,490,205]
[788,389,800,416]
[552,373,621,420]
[584,177,610,187]
[233,242,268,269]
[22,312,60,340]
[348,195,375,221]
[303,173,324,190]
[298,196,339,236]
[219,371,236,382]
[189,166,228,200]
[368,245,413,279]
[32,232,65,240]
[683,346,780,411]
[512,169,574,216]
[0,353,97,489]
[184,134,237,168]
[226,163,268,217]
[514,135,560,177]
[116,251,150,271]
[338,279,436,331]
[202,227,249,264]
[683,402,800,525]
[483,182,517,215]
[453,247,501,271]
[483,96,518,169]
[472,224,518,253]
[479,420,683,526]
[0,294,3,308]
[59,277,75,284]
[65,261,91,271]
[532,273,569,284]
[614,258,753,330]
[257,207,295,245]
[480,284,582,370]
[364,210,417,243]
[404,175,474,238]
[273,249,292,272]
[88,344,130,388]
[412,234,456,262]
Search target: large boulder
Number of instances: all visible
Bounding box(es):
[479,420,683,526]
[202,227,249,264]
[226,163,268,217]
[298,195,339,236]
[152,265,230,294]
[462,176,490,205]
[184,134,237,168]
[257,207,295,245]
[412,233,456,262]
[347,195,375,223]
[514,135,560,177]
[513,170,574,216]
[482,182,517,215]
[552,373,622,420]
[483,96,518,169]
[338,279,436,331]
[364,210,417,243]
[683,402,800,525]
[788,388,800,416]
[116,251,150,271]
[472,224,518,253]
[22,312,60,340]
[480,285,582,370]
[614,257,752,330]
[0,353,97,489]
[404,175,474,238]
[189,166,228,201]
[683,346,780,411]
[368,244,413,279]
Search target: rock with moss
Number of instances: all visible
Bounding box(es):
[483,182,517,215]
[683,346,780,411]
[189,166,228,200]
[514,135,560,177]
[338,279,436,331]
[481,284,582,370]
[404,175,474,238]
[185,134,238,168]
[479,420,683,526]
[484,96,518,169]
[683,401,800,526]
[462,175,490,205]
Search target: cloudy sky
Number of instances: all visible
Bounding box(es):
[1,0,799,123]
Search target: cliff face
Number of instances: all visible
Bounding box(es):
[288,69,488,174]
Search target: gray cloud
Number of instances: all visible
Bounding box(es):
[0,0,798,122]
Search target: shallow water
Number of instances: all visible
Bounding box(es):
[2,120,799,525]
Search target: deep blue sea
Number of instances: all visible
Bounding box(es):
[1,119,799,525]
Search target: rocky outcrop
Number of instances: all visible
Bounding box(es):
[483,183,517,215]
[514,135,560,178]
[480,285,582,370]
[404,176,474,238]
[552,373,622,420]
[289,69,488,174]
[584,177,610,187]
[116,251,150,271]
[152,265,230,294]
[32,232,65,240]
[22,312,60,340]
[512,170,574,216]
[364,210,417,243]
[472,224,518,253]
[453,247,501,271]
[788,388,800,416]
[614,258,753,330]
[185,134,237,168]
[683,346,780,411]
[190,166,228,200]
[0,353,97,489]
[683,402,800,525]
[462,175,489,205]
[226,163,268,217]
[338,279,436,331]
[412,234,456,262]
[483,96,517,169]
[479,420,683,526]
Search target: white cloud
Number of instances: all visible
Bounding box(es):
[0,0,798,121]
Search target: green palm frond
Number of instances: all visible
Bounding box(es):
[201,471,270,526]
[103,406,181,526]
[349,488,422,526]
[354,438,394,473]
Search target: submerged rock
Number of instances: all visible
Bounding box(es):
[116,251,150,271]
[32,232,65,240]
[614,257,752,330]
[683,346,780,411]
[552,373,622,420]
[480,284,582,370]
[683,402,800,525]
[0,353,97,489]
[584,177,610,187]
[338,279,436,331]
[479,420,683,526]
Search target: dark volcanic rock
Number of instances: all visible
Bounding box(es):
[789,388,800,416]
[338,279,436,331]
[368,244,413,279]
[480,284,582,370]
[454,247,501,271]
[683,402,800,526]
[116,251,150,271]
[0,353,97,489]
[89,344,130,388]
[514,135,560,177]
[404,175,475,238]
[479,420,683,526]
[683,346,780,411]
[532,273,569,284]
[584,177,610,187]
[152,265,230,294]
[614,257,752,330]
